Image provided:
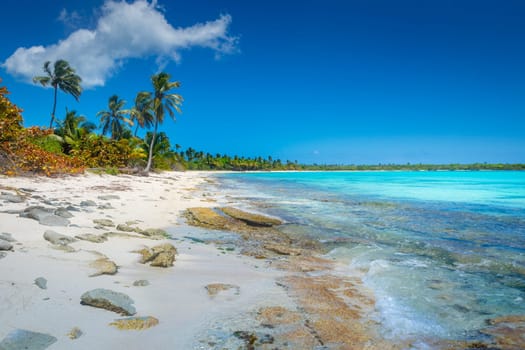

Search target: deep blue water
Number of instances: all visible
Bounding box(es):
[216,171,525,344]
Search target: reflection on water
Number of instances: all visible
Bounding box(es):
[216,171,525,343]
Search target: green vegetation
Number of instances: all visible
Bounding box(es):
[0,58,523,176]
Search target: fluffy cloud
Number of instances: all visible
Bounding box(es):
[3,0,237,87]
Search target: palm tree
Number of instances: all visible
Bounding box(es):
[33,60,82,129]
[97,95,132,140]
[141,72,183,172]
[55,109,96,152]
[129,92,154,137]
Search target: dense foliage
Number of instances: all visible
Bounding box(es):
[0,81,84,176]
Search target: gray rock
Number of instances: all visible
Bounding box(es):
[0,239,13,251]
[97,203,113,210]
[0,329,57,350]
[0,232,15,242]
[140,228,168,238]
[0,252,6,259]
[43,230,77,245]
[116,224,138,232]
[0,193,25,203]
[54,208,73,219]
[66,205,80,212]
[93,219,114,227]
[133,280,149,287]
[80,288,136,315]
[39,215,70,227]
[98,195,120,200]
[20,206,54,221]
[75,233,108,243]
[80,200,97,207]
[34,277,47,290]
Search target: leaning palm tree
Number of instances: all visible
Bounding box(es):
[129,92,154,137]
[141,72,183,172]
[97,95,132,140]
[33,60,82,128]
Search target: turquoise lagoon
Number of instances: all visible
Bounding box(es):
[216,171,525,344]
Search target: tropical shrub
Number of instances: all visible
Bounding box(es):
[70,136,133,168]
[0,80,84,176]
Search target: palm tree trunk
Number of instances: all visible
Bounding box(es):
[145,120,158,172]
[49,85,58,129]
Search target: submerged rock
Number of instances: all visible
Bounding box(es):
[80,288,136,316]
[221,207,282,227]
[109,316,159,330]
[43,230,77,246]
[0,329,57,350]
[80,200,96,207]
[34,277,47,290]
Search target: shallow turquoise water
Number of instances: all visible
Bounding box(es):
[217,171,525,344]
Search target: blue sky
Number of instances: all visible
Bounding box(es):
[1,0,524,164]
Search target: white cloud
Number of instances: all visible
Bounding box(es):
[2,0,238,88]
[57,8,82,30]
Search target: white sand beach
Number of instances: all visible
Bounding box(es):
[0,172,289,349]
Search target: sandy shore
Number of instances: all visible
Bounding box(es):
[0,171,291,349]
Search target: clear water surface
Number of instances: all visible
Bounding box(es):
[215,171,525,344]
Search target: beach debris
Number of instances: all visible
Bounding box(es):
[80,288,136,316]
[34,277,47,290]
[205,283,240,298]
[109,316,159,330]
[98,195,120,201]
[67,327,83,340]
[133,280,149,287]
[136,243,177,267]
[80,200,97,207]
[0,329,57,350]
[93,218,114,227]
[0,239,13,251]
[43,230,77,246]
[221,207,282,227]
[89,257,118,277]
[75,233,108,243]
